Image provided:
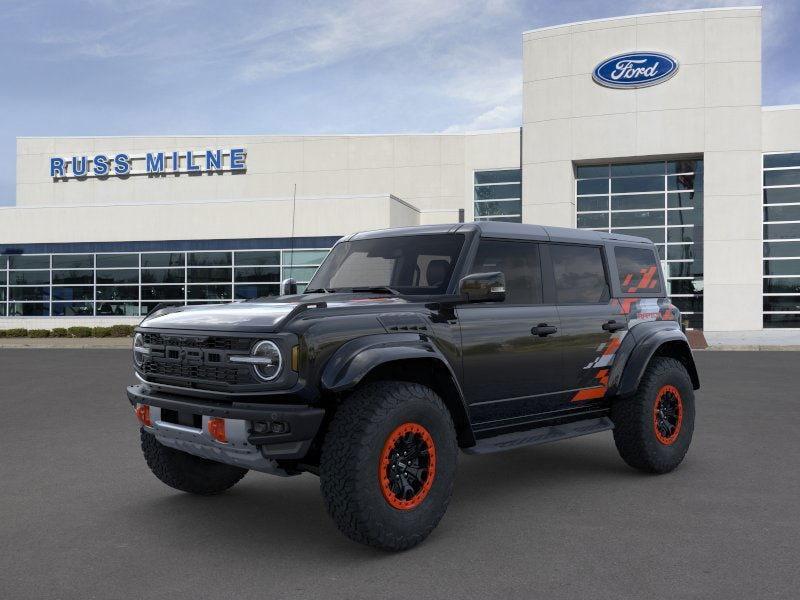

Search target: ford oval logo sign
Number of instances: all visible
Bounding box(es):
[593,52,679,89]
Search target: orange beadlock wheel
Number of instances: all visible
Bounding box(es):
[653,384,683,445]
[379,422,436,510]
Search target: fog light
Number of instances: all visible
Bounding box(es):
[271,421,289,434]
[207,418,227,443]
[135,404,152,427]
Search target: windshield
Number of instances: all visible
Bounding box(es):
[307,234,465,295]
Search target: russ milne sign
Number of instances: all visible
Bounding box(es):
[592,52,678,89]
[50,148,246,179]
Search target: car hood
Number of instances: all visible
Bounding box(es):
[138,294,411,332]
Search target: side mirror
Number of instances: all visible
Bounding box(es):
[458,272,506,303]
[280,277,298,296]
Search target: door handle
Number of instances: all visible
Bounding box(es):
[532,323,558,337]
[602,320,627,332]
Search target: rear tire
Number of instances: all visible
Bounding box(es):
[319,381,458,551]
[140,429,247,495]
[611,356,695,474]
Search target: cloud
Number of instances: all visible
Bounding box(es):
[235,0,478,81]
[442,102,521,132]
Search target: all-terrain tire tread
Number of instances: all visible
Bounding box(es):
[611,356,694,474]
[319,381,457,551]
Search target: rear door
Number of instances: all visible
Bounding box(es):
[547,243,621,404]
[457,238,563,429]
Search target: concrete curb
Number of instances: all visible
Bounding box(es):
[0,338,132,349]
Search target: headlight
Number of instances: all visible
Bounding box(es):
[132,332,148,367]
[230,340,283,381]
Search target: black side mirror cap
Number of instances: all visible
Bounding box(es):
[458,272,506,303]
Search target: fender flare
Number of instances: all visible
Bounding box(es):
[320,333,474,446]
[612,324,700,398]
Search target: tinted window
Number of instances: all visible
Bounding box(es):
[614,246,663,294]
[551,245,609,304]
[470,240,542,305]
[308,234,464,295]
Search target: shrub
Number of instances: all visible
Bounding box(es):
[51,328,69,338]
[92,326,113,338]
[3,328,28,338]
[28,329,51,338]
[108,324,136,337]
[67,326,92,338]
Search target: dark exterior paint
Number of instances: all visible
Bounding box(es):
[128,222,699,466]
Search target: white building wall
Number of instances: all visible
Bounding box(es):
[0,194,417,244]
[15,131,521,227]
[521,7,763,331]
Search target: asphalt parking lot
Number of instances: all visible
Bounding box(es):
[1,350,798,600]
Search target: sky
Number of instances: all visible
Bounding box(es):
[1,0,799,206]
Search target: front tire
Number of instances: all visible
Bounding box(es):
[140,430,247,495]
[611,356,695,474]
[319,381,458,551]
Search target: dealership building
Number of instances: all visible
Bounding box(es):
[2,5,799,334]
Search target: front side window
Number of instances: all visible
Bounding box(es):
[551,244,609,304]
[469,239,542,304]
[307,234,465,295]
[614,246,663,295]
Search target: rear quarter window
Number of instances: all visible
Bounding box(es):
[614,246,663,295]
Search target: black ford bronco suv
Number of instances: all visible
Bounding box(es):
[127,222,699,550]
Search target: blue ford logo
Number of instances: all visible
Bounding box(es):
[593,52,678,89]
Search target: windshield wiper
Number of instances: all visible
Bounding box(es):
[347,286,400,296]
[304,288,335,294]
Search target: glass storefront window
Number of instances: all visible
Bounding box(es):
[141,253,185,268]
[96,286,139,301]
[235,251,280,266]
[52,302,94,316]
[763,154,800,325]
[577,158,704,328]
[96,269,138,284]
[187,284,232,300]
[234,267,280,283]
[52,270,93,285]
[234,284,280,300]
[96,254,138,268]
[10,287,50,301]
[9,271,50,285]
[9,302,49,316]
[9,255,49,269]
[52,286,93,301]
[187,267,231,283]
[0,246,332,318]
[52,254,94,269]
[474,169,522,223]
[188,252,231,266]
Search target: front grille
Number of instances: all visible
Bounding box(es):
[142,360,250,385]
[140,332,254,387]
[142,332,252,352]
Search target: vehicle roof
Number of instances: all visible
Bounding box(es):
[345,221,652,245]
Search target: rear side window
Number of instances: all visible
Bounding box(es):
[614,246,663,294]
[551,244,610,304]
[470,239,542,304]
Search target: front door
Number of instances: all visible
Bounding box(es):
[547,243,622,404]
[457,239,563,430]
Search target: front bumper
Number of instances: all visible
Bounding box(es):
[127,384,325,474]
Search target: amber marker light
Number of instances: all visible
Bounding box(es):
[207,418,228,443]
[291,345,299,371]
[135,404,152,427]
